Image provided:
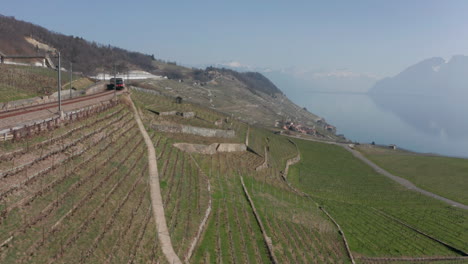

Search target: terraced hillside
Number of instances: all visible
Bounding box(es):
[130,75,338,139]
[0,104,165,263]
[133,88,353,263]
[2,84,466,264]
[287,139,468,263]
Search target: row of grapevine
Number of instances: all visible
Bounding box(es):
[151,133,211,260]
[0,105,166,263]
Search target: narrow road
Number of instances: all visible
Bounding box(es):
[128,94,182,264]
[288,135,468,210]
[343,145,468,210]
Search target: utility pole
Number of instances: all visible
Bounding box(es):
[69,62,73,99]
[57,51,62,114]
[113,64,116,97]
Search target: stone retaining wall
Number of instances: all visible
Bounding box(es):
[159,111,196,119]
[152,124,235,138]
[217,143,247,152]
[255,147,269,171]
[173,143,246,154]
[0,99,119,141]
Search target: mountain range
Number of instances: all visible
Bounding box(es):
[370,55,468,96]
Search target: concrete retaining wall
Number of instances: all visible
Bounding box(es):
[173,143,218,155]
[216,143,247,152]
[152,124,235,138]
[173,143,246,154]
[159,111,196,118]
[255,147,269,171]
[84,82,107,95]
[50,89,85,100]
[159,111,178,116]
[182,112,196,118]
[0,95,59,111]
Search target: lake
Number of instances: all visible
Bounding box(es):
[286,91,468,158]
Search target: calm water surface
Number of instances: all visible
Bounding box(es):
[288,91,468,158]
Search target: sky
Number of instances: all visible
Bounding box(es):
[3,0,468,77]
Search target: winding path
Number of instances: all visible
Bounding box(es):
[288,135,468,210]
[128,94,182,264]
[343,145,468,210]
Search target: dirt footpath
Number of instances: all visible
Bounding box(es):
[128,94,182,264]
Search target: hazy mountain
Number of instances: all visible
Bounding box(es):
[201,61,378,94]
[370,56,468,139]
[370,55,468,96]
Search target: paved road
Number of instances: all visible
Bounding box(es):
[129,94,182,264]
[343,145,468,210]
[289,135,468,210]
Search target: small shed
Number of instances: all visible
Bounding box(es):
[389,144,397,150]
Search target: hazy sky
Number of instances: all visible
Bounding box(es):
[3,0,468,77]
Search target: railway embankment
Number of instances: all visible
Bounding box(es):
[0,98,119,141]
[0,82,105,112]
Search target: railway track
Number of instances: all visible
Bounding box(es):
[0,90,117,120]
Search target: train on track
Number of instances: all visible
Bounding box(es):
[108,77,125,90]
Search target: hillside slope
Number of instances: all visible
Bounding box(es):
[130,69,338,138]
[370,55,468,95]
[0,14,338,138]
[0,15,155,75]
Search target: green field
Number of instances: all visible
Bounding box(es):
[357,145,468,205]
[287,139,468,260]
